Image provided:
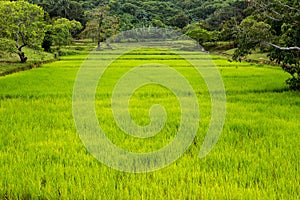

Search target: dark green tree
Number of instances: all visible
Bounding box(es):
[233,0,300,90]
[168,13,190,29]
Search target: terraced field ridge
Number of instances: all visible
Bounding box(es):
[0,44,299,199]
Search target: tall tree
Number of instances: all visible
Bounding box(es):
[81,5,119,50]
[52,18,82,46]
[42,18,82,52]
[0,1,46,63]
[233,0,300,90]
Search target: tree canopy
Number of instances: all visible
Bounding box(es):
[233,0,300,90]
[0,0,46,62]
[1,0,299,89]
[80,5,119,50]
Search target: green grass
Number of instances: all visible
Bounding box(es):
[0,41,96,76]
[0,45,299,199]
[224,49,271,64]
[0,48,55,75]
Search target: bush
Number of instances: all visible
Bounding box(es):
[286,77,300,91]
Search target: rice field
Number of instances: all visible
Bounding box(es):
[0,44,299,199]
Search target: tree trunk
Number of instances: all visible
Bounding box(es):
[17,45,28,63]
[96,41,101,51]
[18,52,28,63]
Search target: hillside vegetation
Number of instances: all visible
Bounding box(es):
[1,0,298,89]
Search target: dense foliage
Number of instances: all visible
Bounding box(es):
[1,0,299,89]
[233,0,300,90]
[0,0,83,61]
[0,1,45,62]
[80,5,119,50]
[25,0,246,30]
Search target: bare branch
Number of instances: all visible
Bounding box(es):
[264,42,300,51]
[275,0,300,12]
[263,12,281,21]
[252,0,299,21]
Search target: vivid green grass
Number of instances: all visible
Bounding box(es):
[0,41,95,75]
[0,47,299,199]
[224,48,270,63]
[0,48,54,74]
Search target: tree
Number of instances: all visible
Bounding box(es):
[0,1,46,63]
[39,0,71,18]
[42,18,82,52]
[36,0,58,18]
[56,0,71,18]
[35,0,85,24]
[186,27,211,47]
[206,1,248,31]
[233,0,300,90]
[81,5,119,50]
[119,13,136,30]
[233,17,272,61]
[167,13,190,29]
[51,18,82,46]
[219,17,240,41]
[68,1,85,24]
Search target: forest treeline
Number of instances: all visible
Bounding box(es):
[0,0,299,89]
[26,0,249,35]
